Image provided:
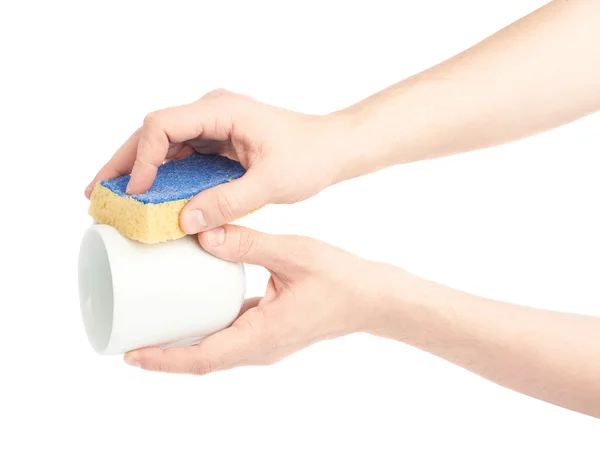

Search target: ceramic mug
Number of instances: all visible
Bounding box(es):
[78,224,246,355]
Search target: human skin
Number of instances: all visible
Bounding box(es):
[85,0,600,229]
[125,225,600,418]
[85,0,600,416]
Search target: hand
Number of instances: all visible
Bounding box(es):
[85,89,359,233]
[123,225,390,374]
[120,227,600,419]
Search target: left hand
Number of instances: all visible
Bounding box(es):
[123,225,391,374]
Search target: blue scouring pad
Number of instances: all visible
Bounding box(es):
[89,153,246,243]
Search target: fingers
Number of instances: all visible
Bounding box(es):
[84,128,141,198]
[179,170,270,232]
[125,103,204,194]
[86,90,246,198]
[123,307,270,375]
[197,224,302,271]
[126,95,242,195]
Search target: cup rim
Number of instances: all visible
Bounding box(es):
[78,226,115,353]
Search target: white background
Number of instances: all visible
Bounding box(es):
[1,0,599,449]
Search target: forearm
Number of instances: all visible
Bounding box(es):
[335,0,600,180]
[370,265,600,418]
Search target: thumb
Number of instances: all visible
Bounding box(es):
[180,170,269,233]
[198,225,289,268]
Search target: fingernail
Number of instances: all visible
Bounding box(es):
[205,227,225,246]
[125,357,141,368]
[125,182,133,195]
[183,209,208,233]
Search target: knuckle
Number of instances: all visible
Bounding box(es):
[216,192,241,221]
[189,359,212,376]
[155,360,170,373]
[142,111,160,128]
[202,88,231,100]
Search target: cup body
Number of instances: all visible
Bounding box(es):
[78,224,245,355]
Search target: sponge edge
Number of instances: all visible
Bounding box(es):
[89,184,190,243]
[88,153,247,244]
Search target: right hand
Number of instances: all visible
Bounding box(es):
[85,89,359,233]
[123,224,394,374]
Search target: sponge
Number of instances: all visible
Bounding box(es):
[89,153,246,244]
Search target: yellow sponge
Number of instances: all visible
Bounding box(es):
[88,154,246,244]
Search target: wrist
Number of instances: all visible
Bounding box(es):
[352,261,416,336]
[361,262,435,341]
[322,106,390,184]
[327,74,464,179]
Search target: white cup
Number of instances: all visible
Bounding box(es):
[78,224,246,355]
